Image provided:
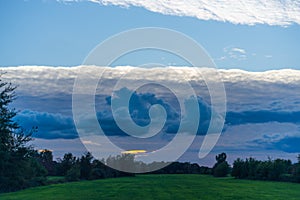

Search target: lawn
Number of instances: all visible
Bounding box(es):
[1,175,300,200]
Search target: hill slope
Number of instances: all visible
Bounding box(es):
[1,175,300,200]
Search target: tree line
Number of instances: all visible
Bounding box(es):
[209,152,300,183]
[36,150,134,182]
[36,149,212,181]
[231,156,300,182]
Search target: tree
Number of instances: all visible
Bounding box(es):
[65,165,80,182]
[37,149,57,176]
[213,161,230,177]
[0,75,46,192]
[0,77,19,152]
[106,154,136,173]
[231,158,244,178]
[293,154,300,183]
[80,152,93,179]
[231,156,295,182]
[213,152,230,177]
[216,152,227,164]
[56,153,77,176]
[267,159,291,181]
[90,159,107,179]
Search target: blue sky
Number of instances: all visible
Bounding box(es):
[1,0,300,71]
[1,0,300,166]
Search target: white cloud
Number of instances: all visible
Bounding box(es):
[67,0,300,26]
[82,140,101,146]
[223,46,247,60]
[2,66,300,113]
[231,48,246,54]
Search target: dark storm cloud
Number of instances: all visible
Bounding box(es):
[14,110,77,139]
[97,88,222,136]
[273,137,300,153]
[97,87,180,136]
[226,110,300,125]
[13,94,300,140]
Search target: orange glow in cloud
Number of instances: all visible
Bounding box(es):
[121,150,147,154]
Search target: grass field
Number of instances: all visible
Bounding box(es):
[46,176,65,182]
[1,175,300,200]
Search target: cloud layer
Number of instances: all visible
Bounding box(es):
[3,66,300,113]
[80,0,300,26]
[2,66,300,161]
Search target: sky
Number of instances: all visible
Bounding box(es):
[1,0,300,167]
[1,0,300,71]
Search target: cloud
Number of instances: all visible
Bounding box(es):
[223,46,247,60]
[226,110,300,125]
[2,66,300,117]
[2,65,300,153]
[249,130,300,153]
[97,88,221,137]
[27,86,300,140]
[3,66,300,113]
[65,0,300,26]
[25,86,222,139]
[14,110,77,139]
[272,137,300,153]
[217,122,300,156]
[231,48,246,54]
[3,66,300,164]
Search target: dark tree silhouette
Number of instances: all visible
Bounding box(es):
[231,157,297,182]
[216,152,227,164]
[80,152,93,179]
[0,75,46,192]
[56,153,77,176]
[213,152,230,177]
[36,149,57,176]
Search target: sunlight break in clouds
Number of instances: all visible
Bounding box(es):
[71,0,300,26]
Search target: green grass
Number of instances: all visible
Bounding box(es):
[46,176,65,182]
[1,175,300,200]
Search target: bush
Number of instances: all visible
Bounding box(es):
[66,166,80,182]
[213,162,230,177]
